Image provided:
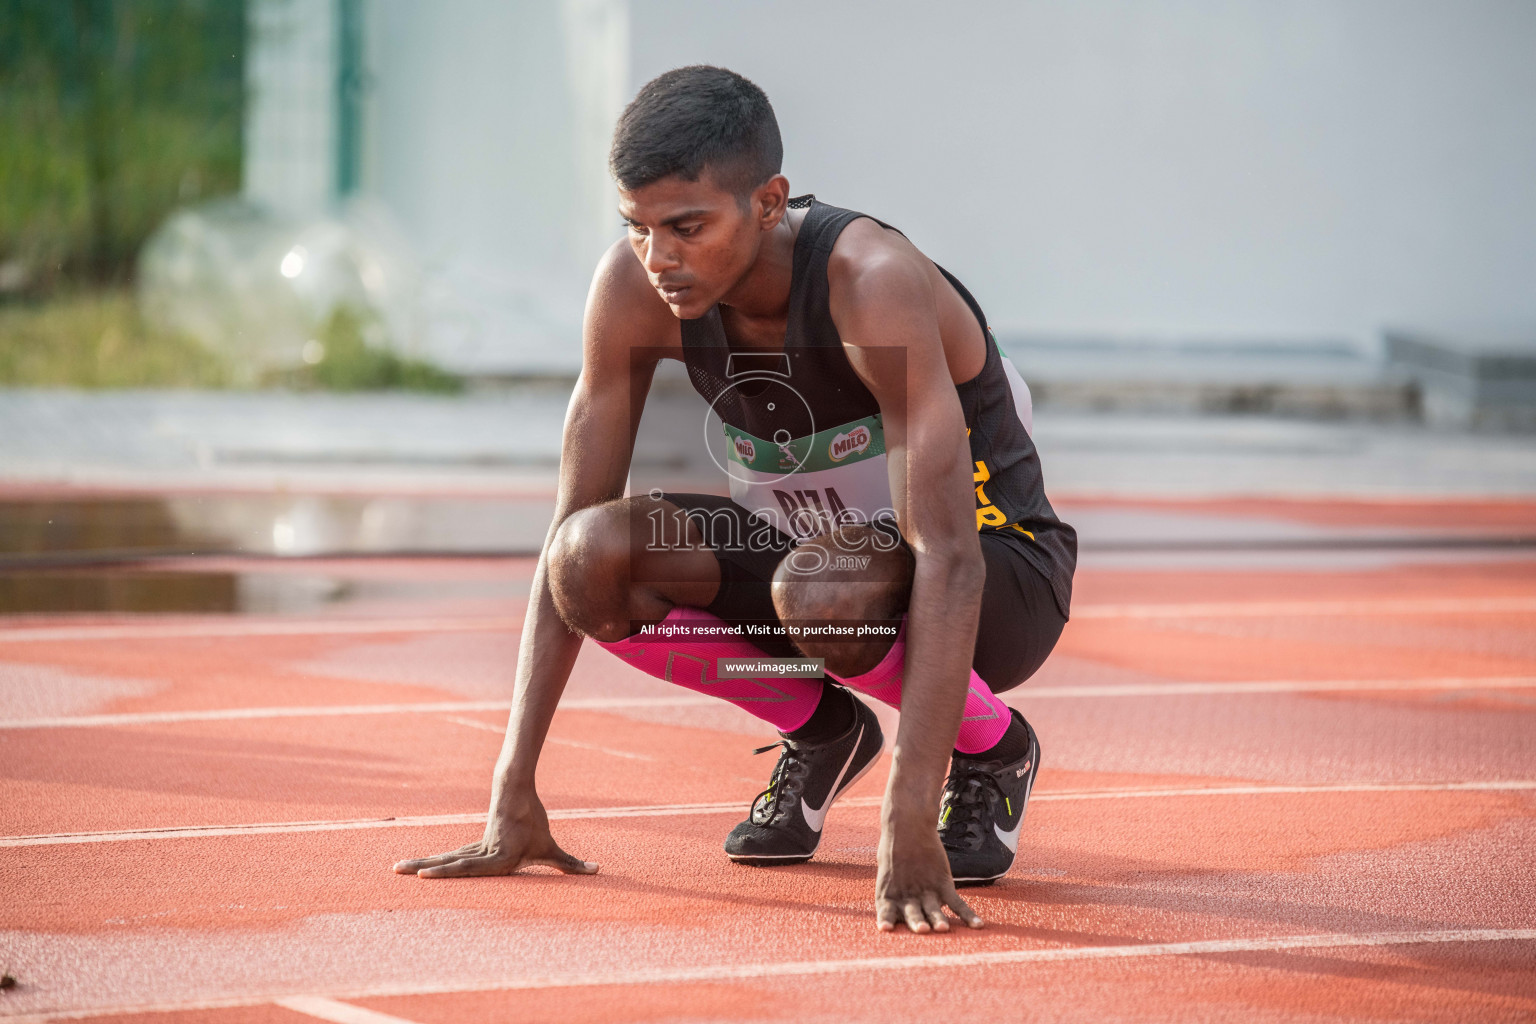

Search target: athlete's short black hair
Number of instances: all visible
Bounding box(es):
[609,66,782,200]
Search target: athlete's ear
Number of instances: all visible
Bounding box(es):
[754,175,791,232]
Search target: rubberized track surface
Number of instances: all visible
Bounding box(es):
[3,498,1535,1022]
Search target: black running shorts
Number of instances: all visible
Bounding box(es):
[659,492,1066,693]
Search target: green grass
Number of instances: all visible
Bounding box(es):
[0,289,230,387]
[0,290,464,393]
[272,306,464,394]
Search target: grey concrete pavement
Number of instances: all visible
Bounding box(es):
[3,387,1534,499]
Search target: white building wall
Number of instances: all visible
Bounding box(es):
[360,0,627,373]
[244,0,338,220]
[248,0,1536,373]
[631,0,1536,350]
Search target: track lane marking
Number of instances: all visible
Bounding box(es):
[284,927,1536,996]
[1071,596,1536,619]
[444,714,655,761]
[0,617,523,643]
[274,997,425,1024]
[6,676,1535,731]
[1003,675,1536,699]
[0,594,1530,646]
[0,696,715,730]
[5,781,1532,848]
[9,927,1536,1021]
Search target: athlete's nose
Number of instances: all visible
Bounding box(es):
[640,235,680,277]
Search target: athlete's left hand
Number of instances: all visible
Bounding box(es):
[875,813,983,933]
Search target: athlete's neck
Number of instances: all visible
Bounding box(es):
[716,209,804,349]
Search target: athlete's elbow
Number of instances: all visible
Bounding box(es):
[917,539,986,594]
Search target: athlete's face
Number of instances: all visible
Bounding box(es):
[618,170,785,319]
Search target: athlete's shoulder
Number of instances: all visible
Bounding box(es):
[824,206,925,269]
[585,238,680,354]
[823,208,936,331]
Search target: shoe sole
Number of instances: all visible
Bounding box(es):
[948,719,1041,886]
[727,730,886,866]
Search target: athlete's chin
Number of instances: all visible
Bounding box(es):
[662,289,708,318]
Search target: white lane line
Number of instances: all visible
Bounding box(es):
[275,996,426,1024]
[0,813,488,846]
[0,696,713,731]
[13,927,1536,1021]
[0,701,512,730]
[306,927,1536,997]
[443,714,654,762]
[8,675,1535,732]
[6,781,1532,848]
[1007,675,1536,699]
[0,617,522,644]
[1071,596,1536,619]
[1,595,1529,646]
[0,803,749,848]
[1034,780,1536,801]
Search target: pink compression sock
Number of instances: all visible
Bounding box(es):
[830,619,1012,755]
[593,607,824,733]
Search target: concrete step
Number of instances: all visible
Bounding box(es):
[1385,328,1536,431]
[998,334,1414,418]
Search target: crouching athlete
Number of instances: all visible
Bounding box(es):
[395,66,1077,934]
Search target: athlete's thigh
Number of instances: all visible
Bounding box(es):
[972,531,1067,692]
[658,492,800,657]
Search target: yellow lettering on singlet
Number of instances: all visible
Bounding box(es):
[973,459,1006,528]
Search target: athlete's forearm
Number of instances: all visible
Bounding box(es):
[486,553,583,815]
[882,547,985,825]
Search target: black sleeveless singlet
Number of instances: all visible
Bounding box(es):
[678,196,1076,616]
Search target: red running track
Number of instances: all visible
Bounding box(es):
[2,498,1535,1022]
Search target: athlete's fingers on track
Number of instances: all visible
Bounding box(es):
[921,891,951,933]
[417,856,513,878]
[528,848,599,875]
[901,899,932,933]
[394,841,485,873]
[393,849,479,874]
[876,898,902,932]
[945,888,983,929]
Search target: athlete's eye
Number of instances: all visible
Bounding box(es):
[675,223,702,237]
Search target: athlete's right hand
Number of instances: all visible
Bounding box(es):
[392,795,598,878]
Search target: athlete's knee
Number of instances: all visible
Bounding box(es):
[771,526,913,617]
[771,525,913,674]
[547,499,635,640]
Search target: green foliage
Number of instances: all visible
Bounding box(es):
[0,0,245,290]
[0,5,462,395]
[0,288,231,387]
[269,307,464,394]
[0,294,461,393]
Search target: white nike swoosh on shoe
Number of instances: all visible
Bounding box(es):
[994,819,1022,853]
[800,724,864,835]
[996,741,1038,852]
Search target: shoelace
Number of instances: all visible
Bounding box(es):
[938,764,997,851]
[747,740,810,825]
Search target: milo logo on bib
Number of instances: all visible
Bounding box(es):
[829,425,871,462]
[733,436,756,462]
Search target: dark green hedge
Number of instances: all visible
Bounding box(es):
[0,0,245,291]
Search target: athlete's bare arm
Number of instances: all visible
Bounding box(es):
[393,241,677,879]
[827,220,989,932]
